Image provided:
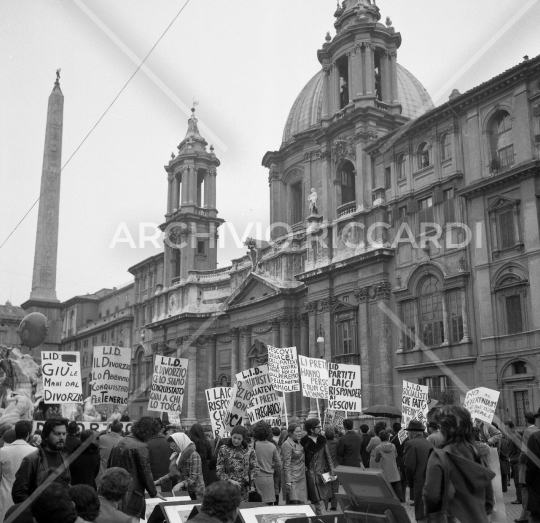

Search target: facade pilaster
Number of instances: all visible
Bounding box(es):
[413,299,422,349]
[380,53,390,102]
[207,334,217,391]
[209,168,217,208]
[181,166,190,205]
[167,175,174,214]
[279,316,294,418]
[355,288,372,408]
[188,166,198,204]
[353,44,364,99]
[364,42,375,96]
[377,285,393,405]
[347,50,354,104]
[240,326,251,371]
[461,287,471,342]
[306,302,319,419]
[396,301,404,351]
[332,62,340,113]
[229,327,240,378]
[184,335,198,425]
[389,51,398,102]
[299,313,310,418]
[441,292,450,346]
[322,65,331,117]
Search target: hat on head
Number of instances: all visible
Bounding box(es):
[231,425,247,439]
[427,421,439,429]
[405,420,425,432]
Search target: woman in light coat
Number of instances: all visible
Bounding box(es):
[253,422,282,505]
[281,423,308,505]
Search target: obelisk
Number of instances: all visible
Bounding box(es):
[21,71,64,350]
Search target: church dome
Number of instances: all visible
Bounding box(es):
[282,63,435,144]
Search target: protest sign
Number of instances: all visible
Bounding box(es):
[398,428,408,445]
[267,345,300,392]
[328,362,361,412]
[206,387,232,438]
[325,409,345,432]
[91,346,132,406]
[148,356,188,415]
[237,366,282,425]
[42,351,83,404]
[33,420,134,434]
[463,387,500,424]
[223,380,254,431]
[299,356,328,399]
[401,380,429,427]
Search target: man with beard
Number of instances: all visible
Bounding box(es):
[12,417,71,502]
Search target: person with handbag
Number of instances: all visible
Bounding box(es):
[252,421,282,505]
[216,426,259,502]
[423,406,496,523]
[281,423,308,505]
[301,418,335,515]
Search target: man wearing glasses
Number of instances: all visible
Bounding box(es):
[12,418,72,502]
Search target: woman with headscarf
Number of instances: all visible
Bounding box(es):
[216,426,259,502]
[154,432,205,500]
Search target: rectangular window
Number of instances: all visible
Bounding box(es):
[443,188,454,200]
[499,144,514,170]
[291,182,303,224]
[418,196,433,210]
[420,293,444,346]
[401,301,416,351]
[399,206,407,218]
[506,295,523,334]
[146,360,152,390]
[499,210,515,249]
[448,290,464,343]
[385,167,391,190]
[386,209,393,226]
[197,241,206,255]
[514,390,529,427]
[337,320,354,355]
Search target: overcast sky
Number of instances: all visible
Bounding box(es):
[1,0,539,307]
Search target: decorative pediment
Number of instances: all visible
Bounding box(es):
[488,195,520,211]
[332,300,357,313]
[247,339,268,366]
[222,273,281,308]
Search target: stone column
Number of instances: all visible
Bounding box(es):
[181,166,190,205]
[376,284,393,405]
[322,65,331,117]
[332,62,340,112]
[441,292,450,346]
[209,168,217,208]
[279,316,294,418]
[207,335,217,391]
[167,175,174,215]
[364,43,375,96]
[203,170,211,208]
[390,51,398,103]
[380,53,390,102]
[188,166,198,204]
[461,287,471,342]
[355,288,372,408]
[184,336,197,425]
[240,326,251,371]
[229,328,240,379]
[299,313,310,418]
[347,50,354,104]
[353,44,364,99]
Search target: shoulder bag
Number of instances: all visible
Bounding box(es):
[427,448,451,523]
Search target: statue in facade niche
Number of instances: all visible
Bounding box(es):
[308,188,319,215]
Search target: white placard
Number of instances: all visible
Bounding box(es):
[267,345,300,392]
[402,380,429,428]
[325,409,345,432]
[237,366,282,425]
[223,379,254,431]
[206,387,232,438]
[148,356,188,414]
[91,346,132,406]
[328,362,361,411]
[299,356,328,399]
[463,387,500,424]
[41,351,83,404]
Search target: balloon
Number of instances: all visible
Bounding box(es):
[19,312,50,348]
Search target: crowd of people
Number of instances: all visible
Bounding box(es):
[2,407,540,523]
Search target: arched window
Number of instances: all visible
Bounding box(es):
[441,134,452,161]
[397,154,406,179]
[137,351,145,391]
[417,142,430,170]
[490,111,514,172]
[419,276,444,346]
[290,181,303,224]
[340,161,356,205]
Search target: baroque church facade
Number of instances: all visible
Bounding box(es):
[59,0,540,428]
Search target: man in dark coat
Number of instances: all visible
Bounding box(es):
[147,417,173,491]
[65,421,81,454]
[337,418,362,467]
[107,416,165,519]
[359,424,371,468]
[403,420,433,522]
[390,422,407,502]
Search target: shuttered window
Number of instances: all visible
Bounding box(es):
[402,301,416,351]
[499,210,515,249]
[506,295,523,334]
[448,290,463,343]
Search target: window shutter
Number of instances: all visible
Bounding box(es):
[499,210,515,249]
[407,200,418,214]
[433,188,443,204]
[506,295,523,334]
[444,199,456,222]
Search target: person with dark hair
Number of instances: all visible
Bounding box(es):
[12,417,71,503]
[374,430,403,501]
[324,426,339,510]
[390,422,407,502]
[154,432,205,500]
[97,420,123,484]
[423,406,495,523]
[426,421,444,448]
[301,418,335,515]
[403,420,432,522]
[107,416,165,519]
[148,418,173,492]
[96,467,132,523]
[271,427,281,446]
[366,421,386,469]
[66,421,82,454]
[189,480,242,523]
[30,482,81,523]
[337,418,362,467]
[216,425,259,502]
[505,420,522,504]
[359,424,371,468]
[281,423,307,505]
[0,420,35,522]
[252,421,281,505]
[70,429,100,489]
[518,411,539,522]
[188,423,213,486]
[68,484,101,522]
